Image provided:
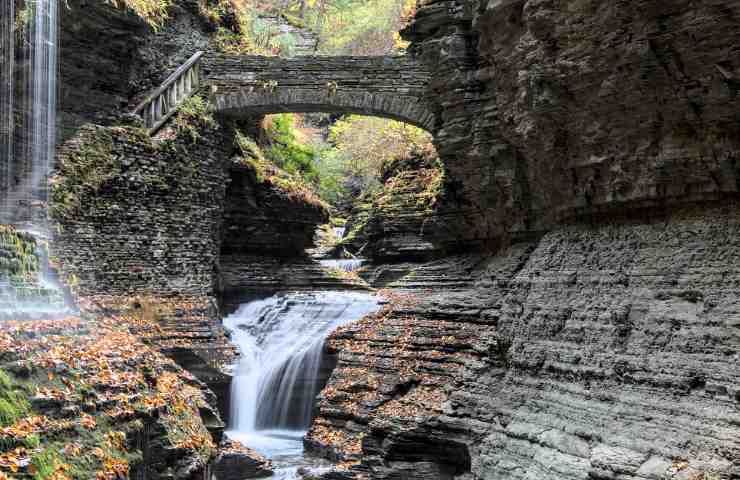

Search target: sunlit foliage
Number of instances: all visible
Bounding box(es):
[207,0,299,56]
[105,0,173,29]
[263,114,320,183]
[277,0,416,55]
[311,116,433,208]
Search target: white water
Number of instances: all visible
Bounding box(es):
[0,0,67,320]
[320,258,365,272]
[1,0,58,226]
[224,291,380,478]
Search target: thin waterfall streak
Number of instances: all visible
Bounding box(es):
[0,0,14,215]
[1,0,57,226]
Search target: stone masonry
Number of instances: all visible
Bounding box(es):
[204,55,437,132]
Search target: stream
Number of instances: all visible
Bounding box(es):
[223,291,380,478]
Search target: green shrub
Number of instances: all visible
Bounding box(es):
[264,114,319,184]
[30,448,63,480]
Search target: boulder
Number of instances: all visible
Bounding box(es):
[213,440,274,479]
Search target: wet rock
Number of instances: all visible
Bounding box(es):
[221,161,328,258]
[213,440,274,480]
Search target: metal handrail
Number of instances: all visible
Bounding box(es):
[132,51,205,134]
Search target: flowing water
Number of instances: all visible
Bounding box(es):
[225,291,380,479]
[0,0,67,319]
[1,0,58,226]
[320,258,365,273]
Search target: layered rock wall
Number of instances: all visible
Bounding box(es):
[52,123,229,297]
[340,148,448,262]
[311,204,740,479]
[222,162,328,259]
[308,1,740,479]
[404,0,740,247]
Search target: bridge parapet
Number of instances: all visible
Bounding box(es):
[203,54,436,131]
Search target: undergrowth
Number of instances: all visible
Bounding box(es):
[105,0,173,29]
[0,371,30,428]
[173,95,218,143]
[234,128,327,210]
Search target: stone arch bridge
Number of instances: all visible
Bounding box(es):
[202,54,436,132]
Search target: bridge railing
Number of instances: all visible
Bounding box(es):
[132,51,204,134]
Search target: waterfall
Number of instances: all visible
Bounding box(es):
[320,258,365,273]
[0,0,67,319]
[224,291,379,477]
[1,0,16,213]
[1,0,58,227]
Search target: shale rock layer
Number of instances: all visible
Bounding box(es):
[310,204,740,480]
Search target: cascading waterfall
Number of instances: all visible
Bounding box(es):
[0,0,14,211]
[0,0,67,319]
[1,0,58,227]
[320,258,365,273]
[225,291,379,478]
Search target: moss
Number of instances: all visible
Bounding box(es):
[0,226,40,280]
[233,129,328,210]
[173,95,217,144]
[50,128,118,221]
[30,448,64,480]
[0,370,30,427]
[105,0,173,30]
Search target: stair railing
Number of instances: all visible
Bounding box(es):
[132,51,205,134]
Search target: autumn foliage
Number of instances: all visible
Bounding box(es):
[0,305,220,479]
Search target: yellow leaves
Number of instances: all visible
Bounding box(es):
[0,416,51,440]
[105,0,172,30]
[80,414,96,430]
[95,454,129,480]
[0,448,29,473]
[106,432,126,451]
[63,443,82,457]
[0,295,221,473]
[28,456,71,480]
[327,115,434,189]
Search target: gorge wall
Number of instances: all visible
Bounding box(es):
[307,1,740,479]
[403,0,740,249]
[10,0,739,478]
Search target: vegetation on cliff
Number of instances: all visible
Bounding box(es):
[200,0,417,56]
[234,126,327,210]
[0,311,219,479]
[279,0,416,55]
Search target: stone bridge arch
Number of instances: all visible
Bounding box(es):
[204,55,437,132]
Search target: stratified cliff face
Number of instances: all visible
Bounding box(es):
[58,0,213,139]
[222,161,328,259]
[405,0,740,245]
[311,205,740,480]
[340,147,447,262]
[308,2,740,479]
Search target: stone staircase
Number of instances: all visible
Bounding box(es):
[132,51,204,134]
